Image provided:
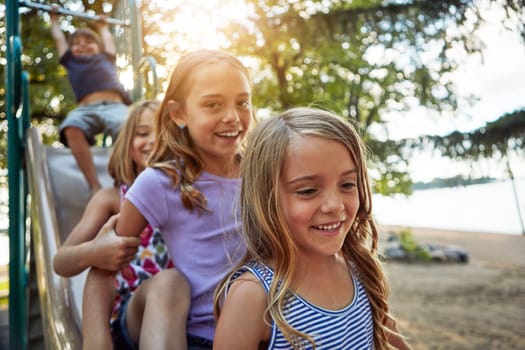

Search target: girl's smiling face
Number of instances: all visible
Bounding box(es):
[131,107,156,173]
[170,61,252,176]
[278,134,360,259]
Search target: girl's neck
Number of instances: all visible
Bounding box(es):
[291,253,354,310]
[294,253,343,278]
[202,155,240,178]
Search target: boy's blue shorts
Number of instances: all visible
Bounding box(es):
[59,101,128,146]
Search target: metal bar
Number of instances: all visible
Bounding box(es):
[6,0,28,348]
[139,56,159,98]
[19,0,130,26]
[128,0,143,100]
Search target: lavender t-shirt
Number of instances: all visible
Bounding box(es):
[125,167,245,340]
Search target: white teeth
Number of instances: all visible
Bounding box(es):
[315,222,341,230]
[218,131,239,137]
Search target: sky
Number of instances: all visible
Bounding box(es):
[380,9,525,182]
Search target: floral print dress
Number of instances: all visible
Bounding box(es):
[110,185,174,323]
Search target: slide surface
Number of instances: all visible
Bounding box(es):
[26,128,112,349]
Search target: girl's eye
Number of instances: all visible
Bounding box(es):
[296,188,317,196]
[206,102,221,109]
[341,181,357,191]
[238,100,251,109]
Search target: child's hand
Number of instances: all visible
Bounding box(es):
[49,4,60,22]
[92,215,140,271]
[93,14,109,32]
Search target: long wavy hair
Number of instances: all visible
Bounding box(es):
[108,99,160,187]
[215,107,397,349]
[147,49,252,211]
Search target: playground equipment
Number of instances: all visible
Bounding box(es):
[5,1,157,348]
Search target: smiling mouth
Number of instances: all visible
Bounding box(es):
[217,131,241,137]
[313,222,343,231]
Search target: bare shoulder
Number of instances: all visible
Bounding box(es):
[214,271,269,350]
[230,271,265,292]
[224,271,267,314]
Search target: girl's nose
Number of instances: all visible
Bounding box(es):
[223,105,240,124]
[320,191,345,214]
[147,133,156,145]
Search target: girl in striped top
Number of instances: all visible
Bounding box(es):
[214,107,412,350]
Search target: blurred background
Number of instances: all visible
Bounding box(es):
[1,0,524,239]
[1,1,524,348]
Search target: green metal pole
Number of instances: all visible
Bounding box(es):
[6,0,28,349]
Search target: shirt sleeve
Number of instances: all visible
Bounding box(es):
[103,52,117,64]
[59,49,72,66]
[125,167,168,228]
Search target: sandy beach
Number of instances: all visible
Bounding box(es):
[380,226,525,350]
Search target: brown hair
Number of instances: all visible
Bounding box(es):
[148,49,253,211]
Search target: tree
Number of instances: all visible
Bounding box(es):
[2,0,524,193]
[220,0,524,193]
[416,108,525,160]
[1,0,137,170]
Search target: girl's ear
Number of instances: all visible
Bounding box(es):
[167,100,186,128]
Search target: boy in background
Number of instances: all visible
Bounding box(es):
[50,5,132,193]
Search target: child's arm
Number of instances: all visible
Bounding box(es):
[213,273,269,350]
[53,190,140,277]
[49,5,68,57]
[115,199,149,237]
[93,16,116,56]
[81,268,116,350]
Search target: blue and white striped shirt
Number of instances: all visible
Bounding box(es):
[229,260,374,349]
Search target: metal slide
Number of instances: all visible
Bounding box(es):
[26,128,113,349]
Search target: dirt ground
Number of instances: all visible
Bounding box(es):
[380,226,525,350]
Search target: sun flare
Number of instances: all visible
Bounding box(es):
[149,0,250,51]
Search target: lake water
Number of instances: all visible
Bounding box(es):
[373,178,525,235]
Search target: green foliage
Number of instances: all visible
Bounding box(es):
[222,0,505,194]
[3,0,524,195]
[411,109,525,160]
[397,228,431,261]
[225,0,486,120]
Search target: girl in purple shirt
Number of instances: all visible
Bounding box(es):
[116,50,254,349]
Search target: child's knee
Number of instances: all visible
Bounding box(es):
[148,269,191,304]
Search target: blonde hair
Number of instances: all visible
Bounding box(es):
[148,49,252,211]
[216,107,396,349]
[108,99,160,187]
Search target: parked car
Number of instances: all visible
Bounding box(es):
[381,234,469,263]
[420,243,469,263]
